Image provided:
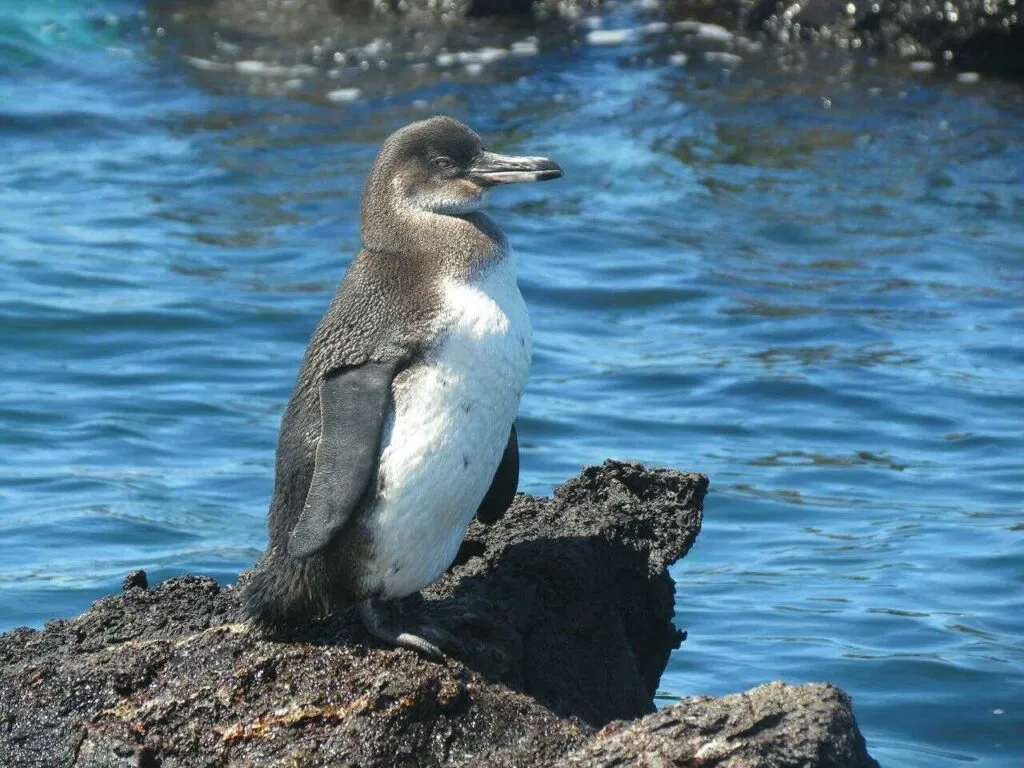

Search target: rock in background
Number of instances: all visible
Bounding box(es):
[0,461,878,768]
[738,0,1024,77]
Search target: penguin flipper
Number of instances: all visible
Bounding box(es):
[475,424,519,524]
[287,362,397,559]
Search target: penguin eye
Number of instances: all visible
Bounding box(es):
[432,156,456,170]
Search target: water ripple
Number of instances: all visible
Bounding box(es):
[1,2,1023,765]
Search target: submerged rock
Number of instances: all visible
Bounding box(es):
[0,461,877,767]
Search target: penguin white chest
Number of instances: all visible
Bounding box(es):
[365,257,532,600]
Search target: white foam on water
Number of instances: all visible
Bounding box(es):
[184,57,230,72]
[460,47,507,65]
[909,60,936,73]
[511,40,539,56]
[696,23,733,41]
[234,61,316,77]
[705,51,742,66]
[436,48,506,69]
[326,87,361,102]
[234,60,276,76]
[956,71,980,83]
[236,61,275,75]
[669,52,689,66]
[361,38,387,56]
[674,21,734,42]
[586,29,637,46]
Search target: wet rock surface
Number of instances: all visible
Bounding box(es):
[0,461,877,767]
[731,0,1024,78]
[557,681,881,768]
[154,0,1023,79]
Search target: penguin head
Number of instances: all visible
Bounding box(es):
[366,116,562,217]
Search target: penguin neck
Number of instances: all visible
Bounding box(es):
[360,191,509,277]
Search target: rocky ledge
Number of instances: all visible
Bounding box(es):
[0,461,879,767]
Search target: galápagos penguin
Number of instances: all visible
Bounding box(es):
[242,116,562,657]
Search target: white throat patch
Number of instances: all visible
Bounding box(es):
[394,176,489,215]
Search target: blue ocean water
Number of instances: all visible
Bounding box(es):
[1,1,1022,764]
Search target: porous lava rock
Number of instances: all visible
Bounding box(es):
[556,681,880,768]
[0,461,878,768]
[672,0,1024,77]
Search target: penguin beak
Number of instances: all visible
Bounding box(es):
[469,151,563,186]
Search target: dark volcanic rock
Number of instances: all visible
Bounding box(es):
[556,682,881,768]
[767,0,1021,77]
[0,461,704,768]
[157,0,576,39]
[423,460,705,725]
[0,461,878,768]
[677,0,1024,77]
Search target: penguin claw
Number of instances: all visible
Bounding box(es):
[392,631,446,660]
[358,600,457,661]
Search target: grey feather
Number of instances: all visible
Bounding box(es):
[287,362,398,559]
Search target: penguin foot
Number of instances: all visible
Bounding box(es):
[414,598,494,632]
[357,600,451,660]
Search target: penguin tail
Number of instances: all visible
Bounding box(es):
[240,548,329,632]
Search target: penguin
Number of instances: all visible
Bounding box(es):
[242,115,562,657]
